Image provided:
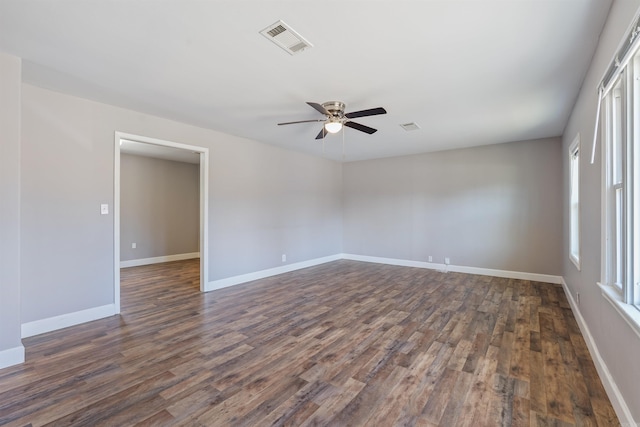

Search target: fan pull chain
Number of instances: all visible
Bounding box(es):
[342,127,346,161]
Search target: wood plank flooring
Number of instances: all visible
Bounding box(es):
[0,259,619,426]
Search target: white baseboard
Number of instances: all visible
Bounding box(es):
[560,279,635,426]
[120,252,200,268]
[205,253,563,293]
[342,253,447,270]
[0,345,25,369]
[205,254,343,292]
[448,264,563,284]
[21,304,116,338]
[341,254,563,284]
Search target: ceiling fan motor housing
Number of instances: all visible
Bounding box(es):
[322,101,346,118]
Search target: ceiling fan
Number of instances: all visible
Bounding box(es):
[278,101,387,139]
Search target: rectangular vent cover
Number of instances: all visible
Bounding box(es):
[260,20,313,55]
[400,122,421,131]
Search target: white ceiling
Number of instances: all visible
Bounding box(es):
[0,0,612,162]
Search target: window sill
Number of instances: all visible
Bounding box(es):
[570,254,581,271]
[598,282,640,340]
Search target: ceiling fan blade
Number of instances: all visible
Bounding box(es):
[278,119,325,126]
[345,107,387,119]
[315,127,328,139]
[344,121,377,134]
[307,102,330,116]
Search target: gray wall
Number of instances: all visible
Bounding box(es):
[0,53,22,359]
[343,138,563,275]
[211,140,343,279]
[562,0,640,422]
[20,83,343,323]
[17,79,563,329]
[120,154,199,261]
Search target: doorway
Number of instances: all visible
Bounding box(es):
[113,132,209,313]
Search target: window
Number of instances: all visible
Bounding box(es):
[569,134,580,269]
[605,78,626,292]
[601,45,640,312]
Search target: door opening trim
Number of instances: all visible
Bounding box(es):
[113,131,209,313]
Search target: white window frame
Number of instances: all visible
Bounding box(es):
[569,134,580,270]
[599,42,640,338]
[633,54,640,309]
[603,78,627,294]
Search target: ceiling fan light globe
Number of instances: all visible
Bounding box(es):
[325,122,342,134]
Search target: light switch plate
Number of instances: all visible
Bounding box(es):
[100,204,109,215]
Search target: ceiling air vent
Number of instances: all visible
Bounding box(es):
[260,20,313,55]
[400,122,421,131]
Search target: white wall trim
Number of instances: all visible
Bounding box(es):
[21,304,116,338]
[599,282,640,341]
[447,264,563,284]
[0,345,25,369]
[560,279,636,426]
[206,253,563,293]
[341,254,564,284]
[114,133,121,313]
[120,252,200,268]
[205,254,343,292]
[342,253,447,270]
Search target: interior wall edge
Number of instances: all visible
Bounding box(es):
[0,51,22,360]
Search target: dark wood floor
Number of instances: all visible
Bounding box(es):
[0,259,619,426]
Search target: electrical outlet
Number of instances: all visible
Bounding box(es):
[282,254,286,262]
[444,257,450,265]
[132,243,136,249]
[428,256,433,262]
